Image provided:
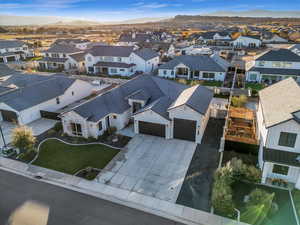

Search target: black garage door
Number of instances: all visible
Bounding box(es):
[40,110,60,120]
[138,121,165,137]
[173,118,196,141]
[1,110,18,123]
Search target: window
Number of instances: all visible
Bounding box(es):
[88,67,94,72]
[278,132,297,148]
[71,123,82,136]
[117,57,122,62]
[53,63,57,67]
[110,68,117,73]
[87,56,92,62]
[98,121,102,131]
[194,70,200,77]
[120,69,125,72]
[56,97,60,104]
[258,61,265,67]
[52,53,59,58]
[272,164,289,175]
[163,70,167,75]
[72,91,74,96]
[203,72,215,79]
[171,70,174,75]
[132,102,142,113]
[249,73,257,81]
[63,54,66,58]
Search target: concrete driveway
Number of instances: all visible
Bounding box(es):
[0,118,57,147]
[97,135,197,202]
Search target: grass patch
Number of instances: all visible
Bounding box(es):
[33,139,119,174]
[245,83,265,91]
[232,181,297,225]
[18,150,37,163]
[201,80,223,87]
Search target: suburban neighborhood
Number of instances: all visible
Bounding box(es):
[1,2,300,225]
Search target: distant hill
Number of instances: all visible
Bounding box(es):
[47,20,102,26]
[204,10,300,18]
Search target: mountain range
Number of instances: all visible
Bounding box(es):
[1,10,300,26]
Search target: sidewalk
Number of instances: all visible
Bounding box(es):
[0,157,249,225]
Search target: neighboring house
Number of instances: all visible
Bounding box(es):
[139,42,175,58]
[290,44,300,56]
[246,49,300,83]
[0,74,93,125]
[158,54,230,81]
[53,39,90,50]
[60,75,213,144]
[262,34,288,43]
[132,48,159,73]
[67,52,86,73]
[117,32,155,46]
[257,78,300,188]
[85,45,136,76]
[197,31,232,42]
[37,44,83,71]
[232,36,262,48]
[0,40,33,63]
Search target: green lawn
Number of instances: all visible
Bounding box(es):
[245,83,265,91]
[33,139,120,174]
[202,80,223,87]
[232,181,297,225]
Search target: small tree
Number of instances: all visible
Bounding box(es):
[11,126,36,154]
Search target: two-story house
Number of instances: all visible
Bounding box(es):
[196,31,232,45]
[257,78,300,188]
[246,49,300,84]
[132,48,159,73]
[117,32,156,46]
[0,40,33,63]
[158,54,230,81]
[232,35,262,48]
[85,45,136,76]
[53,38,90,50]
[37,44,83,71]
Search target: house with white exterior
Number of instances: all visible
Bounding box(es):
[37,44,83,72]
[117,32,156,46]
[85,45,136,76]
[0,40,33,63]
[60,75,213,144]
[262,34,288,44]
[0,74,93,125]
[158,54,230,81]
[197,31,232,43]
[232,36,262,48]
[257,78,300,188]
[246,49,300,84]
[132,48,159,73]
[53,39,91,50]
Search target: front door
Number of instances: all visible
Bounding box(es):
[105,116,110,129]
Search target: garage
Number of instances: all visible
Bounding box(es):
[173,118,196,141]
[1,110,18,123]
[6,56,16,62]
[138,121,165,137]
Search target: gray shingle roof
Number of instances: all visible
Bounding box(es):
[43,44,81,54]
[264,147,300,167]
[256,49,300,62]
[69,52,86,62]
[88,46,134,57]
[0,73,54,88]
[94,61,135,68]
[158,55,227,72]
[0,64,16,77]
[71,75,212,122]
[0,76,75,111]
[259,77,300,128]
[168,85,213,115]
[134,48,159,61]
[0,40,26,49]
[249,67,300,76]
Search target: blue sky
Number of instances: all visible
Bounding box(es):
[0,0,299,21]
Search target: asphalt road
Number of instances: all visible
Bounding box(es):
[0,170,185,225]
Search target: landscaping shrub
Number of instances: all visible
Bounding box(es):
[231,94,247,107]
[47,129,56,136]
[11,126,36,154]
[87,137,97,143]
[225,140,259,155]
[241,188,275,225]
[53,122,63,132]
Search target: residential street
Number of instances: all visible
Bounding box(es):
[0,170,185,225]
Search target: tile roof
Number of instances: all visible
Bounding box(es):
[256,49,300,62]
[259,77,300,128]
[134,48,159,61]
[158,55,227,72]
[88,45,134,57]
